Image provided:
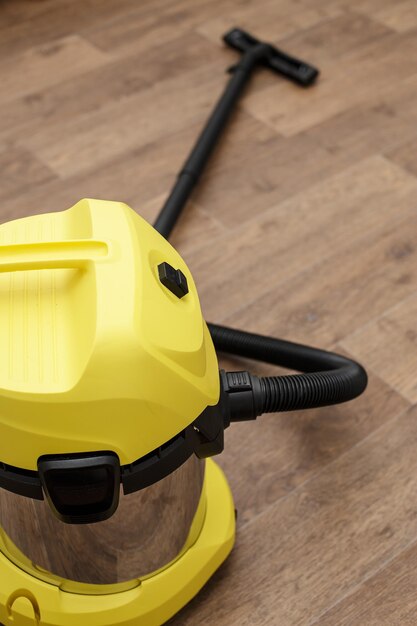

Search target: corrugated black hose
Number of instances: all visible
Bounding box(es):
[209,323,368,420]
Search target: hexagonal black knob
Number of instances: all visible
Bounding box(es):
[158,262,189,299]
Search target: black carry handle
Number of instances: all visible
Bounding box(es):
[224,27,319,86]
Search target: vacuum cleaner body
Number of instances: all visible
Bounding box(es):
[0,199,235,625]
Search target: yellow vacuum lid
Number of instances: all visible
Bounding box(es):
[0,199,219,471]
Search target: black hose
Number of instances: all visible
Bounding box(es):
[209,323,368,415]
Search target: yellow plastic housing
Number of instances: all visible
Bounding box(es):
[0,459,236,626]
[0,199,219,470]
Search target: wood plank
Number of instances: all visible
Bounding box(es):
[0,0,169,59]
[197,0,342,50]
[168,404,417,625]
[342,292,417,404]
[0,53,149,144]
[302,0,407,18]
[21,62,229,178]
[0,0,62,22]
[277,10,392,67]
[243,28,417,136]
[0,110,275,224]
[84,0,246,57]
[185,155,417,321]
[0,146,56,202]
[315,540,417,625]
[117,31,225,84]
[370,0,417,33]
[215,349,409,523]
[189,132,345,229]
[0,34,109,106]
[220,184,417,350]
[188,72,417,227]
[0,32,224,144]
[0,0,76,26]
[386,133,417,178]
[301,77,417,164]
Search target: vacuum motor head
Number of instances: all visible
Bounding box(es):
[0,199,219,521]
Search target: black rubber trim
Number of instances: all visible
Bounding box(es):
[0,426,196,502]
[121,425,195,494]
[0,462,43,500]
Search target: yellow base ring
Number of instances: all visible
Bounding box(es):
[0,459,235,626]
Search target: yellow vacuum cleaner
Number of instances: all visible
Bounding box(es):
[0,29,367,626]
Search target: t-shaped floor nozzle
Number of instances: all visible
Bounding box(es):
[224,27,319,86]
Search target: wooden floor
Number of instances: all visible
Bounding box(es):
[2,0,417,623]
